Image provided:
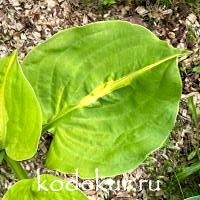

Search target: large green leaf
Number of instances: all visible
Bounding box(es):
[3,174,88,200]
[0,51,42,160]
[22,21,190,178]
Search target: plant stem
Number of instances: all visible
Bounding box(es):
[4,154,28,180]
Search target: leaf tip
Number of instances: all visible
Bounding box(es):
[178,49,193,56]
[12,49,19,57]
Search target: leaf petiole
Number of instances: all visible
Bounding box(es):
[4,153,28,180]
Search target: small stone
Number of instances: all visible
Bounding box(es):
[168,31,176,39]
[103,12,110,18]
[15,23,24,31]
[24,3,32,9]
[82,14,88,25]
[13,36,19,41]
[36,25,42,32]
[135,6,148,16]
[20,33,27,40]
[9,0,20,7]
[46,0,56,8]
[186,13,197,26]
[177,42,186,49]
[32,31,41,38]
[124,6,130,11]
[0,10,4,18]
[162,9,173,15]
[121,7,127,16]
[25,165,30,171]
[0,45,7,53]
[0,45,7,58]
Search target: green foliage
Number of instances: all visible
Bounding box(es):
[4,154,28,180]
[166,169,200,199]
[185,196,200,200]
[188,96,199,129]
[100,0,131,5]
[0,51,42,161]
[22,21,189,178]
[156,0,172,6]
[185,0,200,3]
[101,0,117,5]
[187,28,197,43]
[100,0,200,6]
[193,66,200,73]
[177,161,200,181]
[3,175,88,200]
[0,150,5,164]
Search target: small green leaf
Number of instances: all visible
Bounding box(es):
[177,161,200,181]
[188,96,199,129]
[187,150,196,160]
[0,51,42,161]
[0,150,5,164]
[185,196,200,200]
[3,174,88,200]
[101,0,116,5]
[22,21,190,178]
[193,66,200,73]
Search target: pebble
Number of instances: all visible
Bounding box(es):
[15,23,24,31]
[32,31,41,38]
[168,31,176,39]
[186,13,197,26]
[9,0,20,7]
[46,0,56,8]
[135,6,148,16]
[162,9,173,15]
[20,33,27,40]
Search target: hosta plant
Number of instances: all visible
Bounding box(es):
[0,21,191,199]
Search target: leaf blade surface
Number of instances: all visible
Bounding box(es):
[3,174,88,200]
[22,21,188,177]
[0,51,42,160]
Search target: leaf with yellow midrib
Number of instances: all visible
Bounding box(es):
[0,51,42,161]
[22,21,191,178]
